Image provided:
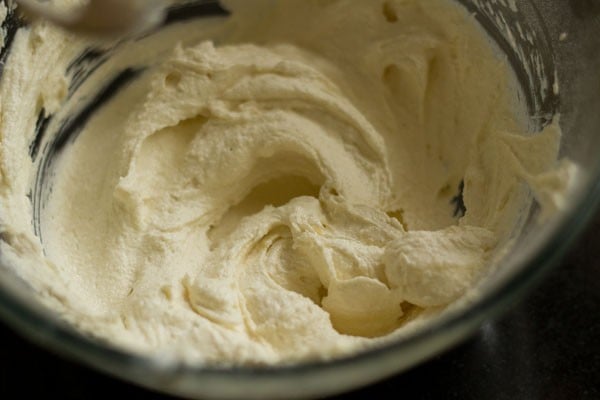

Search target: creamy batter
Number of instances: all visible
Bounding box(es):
[0,0,575,365]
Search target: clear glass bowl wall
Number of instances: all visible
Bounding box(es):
[0,1,599,399]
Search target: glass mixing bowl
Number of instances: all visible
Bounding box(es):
[1,1,599,398]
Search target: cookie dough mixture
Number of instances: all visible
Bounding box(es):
[0,0,574,365]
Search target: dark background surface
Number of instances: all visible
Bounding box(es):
[1,212,599,400]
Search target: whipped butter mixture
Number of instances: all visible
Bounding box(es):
[0,0,574,364]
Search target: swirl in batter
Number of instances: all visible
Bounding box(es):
[0,0,574,364]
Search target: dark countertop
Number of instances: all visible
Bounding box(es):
[1,212,600,399]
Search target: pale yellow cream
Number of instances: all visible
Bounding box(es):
[0,0,574,365]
